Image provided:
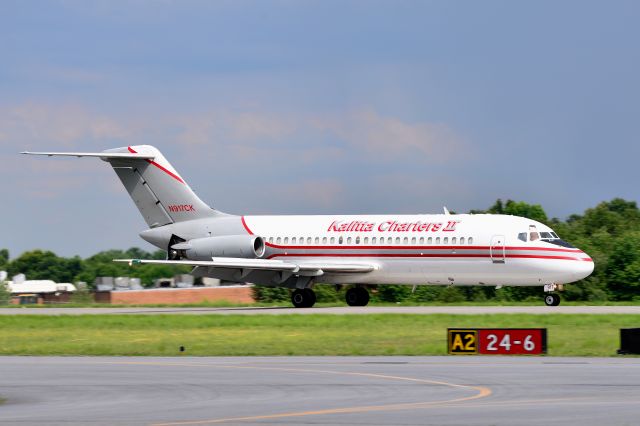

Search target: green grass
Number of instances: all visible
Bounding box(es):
[5,300,640,308]
[0,314,638,357]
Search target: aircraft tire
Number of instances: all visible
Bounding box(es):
[304,288,317,307]
[544,294,561,306]
[356,287,370,306]
[346,287,369,307]
[292,289,314,308]
[345,288,359,306]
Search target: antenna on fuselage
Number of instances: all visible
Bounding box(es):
[443,206,451,215]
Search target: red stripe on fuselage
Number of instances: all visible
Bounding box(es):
[266,252,592,262]
[241,216,254,235]
[264,242,582,253]
[128,147,186,185]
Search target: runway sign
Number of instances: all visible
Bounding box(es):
[448,328,547,355]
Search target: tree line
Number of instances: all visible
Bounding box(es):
[1,198,639,303]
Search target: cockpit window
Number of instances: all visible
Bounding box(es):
[540,231,576,248]
[518,232,527,242]
[530,232,540,241]
[542,238,576,248]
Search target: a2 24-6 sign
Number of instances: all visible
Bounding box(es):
[448,328,547,355]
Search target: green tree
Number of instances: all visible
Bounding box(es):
[0,249,9,270]
[0,280,11,305]
[7,250,82,283]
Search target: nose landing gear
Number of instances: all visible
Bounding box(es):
[543,284,562,306]
[544,293,561,306]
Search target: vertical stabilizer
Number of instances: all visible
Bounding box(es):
[103,145,218,227]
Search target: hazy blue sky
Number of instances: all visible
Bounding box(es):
[1,0,638,258]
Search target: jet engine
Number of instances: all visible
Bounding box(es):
[171,235,266,260]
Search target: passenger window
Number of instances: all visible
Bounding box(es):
[307,237,312,244]
[330,237,335,244]
[347,237,352,244]
[292,237,296,244]
[395,237,400,244]
[419,237,424,244]
[322,237,327,244]
[268,237,273,243]
[428,237,432,244]
[436,237,440,244]
[468,237,473,245]
[284,237,289,244]
[364,237,369,244]
[372,237,377,244]
[339,236,343,244]
[356,236,361,244]
[315,237,320,244]
[276,237,281,244]
[460,237,465,245]
[402,237,408,244]
[411,237,416,244]
[387,237,392,244]
[443,237,448,244]
[452,237,457,245]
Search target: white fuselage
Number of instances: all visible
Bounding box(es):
[240,213,593,287]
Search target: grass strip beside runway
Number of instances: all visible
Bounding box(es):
[0,314,636,356]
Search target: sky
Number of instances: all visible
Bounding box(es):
[0,0,638,258]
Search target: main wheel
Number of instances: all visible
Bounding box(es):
[304,288,316,307]
[291,288,316,308]
[345,288,359,306]
[355,287,370,306]
[544,294,561,306]
[345,287,369,306]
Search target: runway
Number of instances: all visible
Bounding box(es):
[0,356,638,425]
[1,305,640,315]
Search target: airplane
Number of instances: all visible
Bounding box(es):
[22,145,594,307]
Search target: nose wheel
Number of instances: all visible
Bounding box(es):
[544,294,561,306]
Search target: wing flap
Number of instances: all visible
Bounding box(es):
[114,257,376,275]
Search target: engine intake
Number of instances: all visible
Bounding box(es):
[173,235,265,260]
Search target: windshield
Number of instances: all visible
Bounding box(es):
[517,228,576,248]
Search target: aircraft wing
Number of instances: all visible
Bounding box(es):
[114,257,376,275]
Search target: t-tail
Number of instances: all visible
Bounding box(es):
[22,145,221,227]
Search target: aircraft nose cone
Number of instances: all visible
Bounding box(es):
[572,252,594,281]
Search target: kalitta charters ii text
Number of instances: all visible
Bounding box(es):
[327,220,459,233]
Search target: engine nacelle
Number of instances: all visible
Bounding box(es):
[173,235,265,260]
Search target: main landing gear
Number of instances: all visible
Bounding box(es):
[345,286,370,307]
[543,284,562,306]
[291,288,316,308]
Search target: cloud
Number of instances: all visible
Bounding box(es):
[0,103,128,149]
[271,179,346,209]
[310,109,462,161]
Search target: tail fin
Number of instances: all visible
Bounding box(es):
[23,145,220,227]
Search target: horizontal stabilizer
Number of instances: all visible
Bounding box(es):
[21,151,155,160]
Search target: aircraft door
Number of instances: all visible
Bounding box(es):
[490,235,506,264]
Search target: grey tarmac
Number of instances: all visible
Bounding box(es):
[2,305,640,315]
[0,356,639,426]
